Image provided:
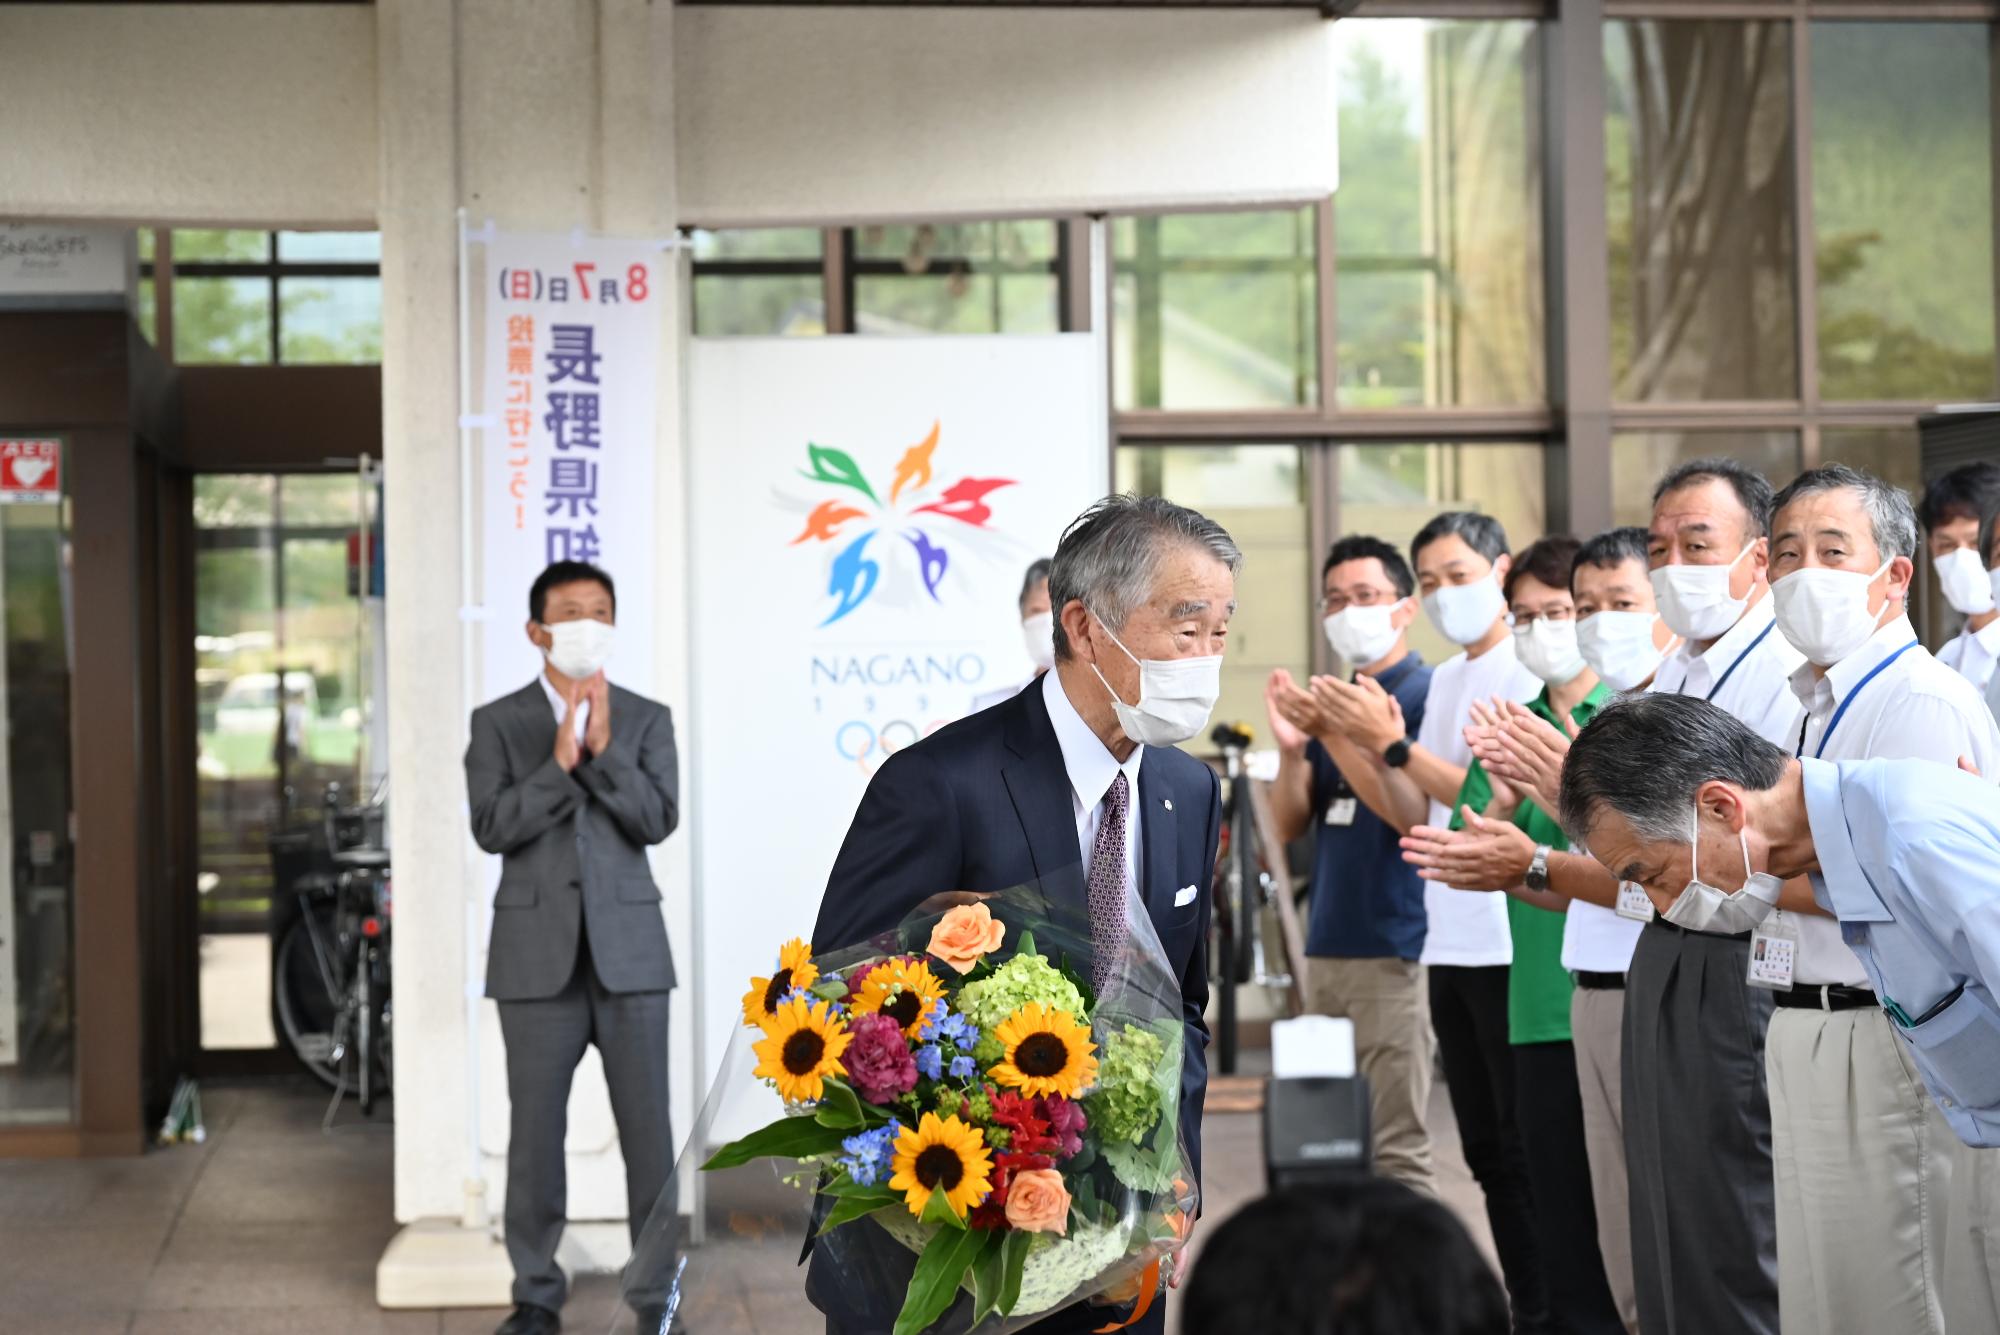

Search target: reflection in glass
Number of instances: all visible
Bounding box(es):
[174,277,274,365]
[1338,443,1547,666]
[194,475,371,1051]
[279,277,382,364]
[853,223,1060,335]
[1606,21,1797,402]
[1813,24,1996,401]
[1335,19,1545,407]
[693,276,825,336]
[1819,427,1920,498]
[1610,432,1800,528]
[276,231,382,263]
[1114,210,1317,411]
[171,230,270,263]
[0,479,75,1125]
[1115,445,1309,740]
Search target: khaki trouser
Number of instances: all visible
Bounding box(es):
[1571,985,1639,1334]
[1767,1006,1948,1335]
[1942,1119,2000,1332]
[1305,956,1435,1194]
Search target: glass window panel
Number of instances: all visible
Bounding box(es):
[1115,445,1308,750]
[1819,426,1920,499]
[1606,21,1798,402]
[194,475,276,529]
[136,279,156,346]
[174,277,273,365]
[855,273,1058,335]
[1114,208,1318,411]
[276,231,381,263]
[693,275,826,336]
[854,222,1056,265]
[1334,19,1545,407]
[138,230,156,264]
[691,228,822,262]
[1813,24,1995,402]
[278,475,364,529]
[278,276,381,364]
[1337,443,1548,666]
[1610,431,1801,528]
[0,476,76,1124]
[172,229,270,263]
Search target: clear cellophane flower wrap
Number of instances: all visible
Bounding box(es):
[617,880,1198,1335]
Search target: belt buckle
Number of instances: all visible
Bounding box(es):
[1820,985,1833,1013]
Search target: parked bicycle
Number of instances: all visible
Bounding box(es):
[269,782,393,1117]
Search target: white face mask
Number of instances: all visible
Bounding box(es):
[1323,601,1406,668]
[543,618,615,679]
[1771,557,1895,667]
[1577,611,1670,692]
[1660,805,1784,934]
[1087,611,1223,748]
[1021,612,1056,672]
[1422,573,1507,647]
[1936,546,1996,616]
[1513,617,1588,686]
[1650,541,1756,641]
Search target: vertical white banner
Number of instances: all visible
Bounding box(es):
[481,234,661,708]
[686,335,1108,1124]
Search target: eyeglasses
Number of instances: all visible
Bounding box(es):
[1510,607,1576,625]
[1321,588,1403,614]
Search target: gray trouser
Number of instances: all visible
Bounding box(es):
[498,950,673,1312]
[1623,922,1778,1335]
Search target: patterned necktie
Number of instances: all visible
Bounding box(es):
[1087,771,1131,996]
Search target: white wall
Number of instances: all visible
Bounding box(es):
[676,8,1339,226]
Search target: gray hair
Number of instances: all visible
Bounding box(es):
[1558,693,1789,845]
[1654,457,1775,542]
[1771,463,1918,561]
[1049,494,1242,662]
[1018,557,1053,613]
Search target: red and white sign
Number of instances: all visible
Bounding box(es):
[0,440,61,505]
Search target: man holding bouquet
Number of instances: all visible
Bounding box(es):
[812,493,1237,1334]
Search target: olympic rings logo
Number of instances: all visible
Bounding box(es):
[835,719,949,774]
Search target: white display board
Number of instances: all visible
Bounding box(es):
[0,223,131,304]
[685,335,1108,1110]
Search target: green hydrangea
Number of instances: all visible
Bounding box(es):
[1086,1024,1169,1146]
[956,954,1087,1037]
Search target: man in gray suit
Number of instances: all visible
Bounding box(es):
[466,560,680,1335]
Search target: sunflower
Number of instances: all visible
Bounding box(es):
[850,958,947,1038]
[742,938,820,1029]
[751,996,852,1103]
[887,1112,995,1220]
[988,1002,1098,1100]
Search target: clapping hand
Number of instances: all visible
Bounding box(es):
[1400,806,1536,891]
[1311,673,1405,752]
[1265,669,1319,757]
[585,671,612,756]
[1492,700,1576,814]
[554,687,583,772]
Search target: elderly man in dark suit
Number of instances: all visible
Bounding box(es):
[810,494,1236,1335]
[465,560,680,1335]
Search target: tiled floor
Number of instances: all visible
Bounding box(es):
[1,1070,1492,1335]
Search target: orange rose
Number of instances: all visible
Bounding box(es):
[1004,1168,1071,1235]
[927,902,1006,975]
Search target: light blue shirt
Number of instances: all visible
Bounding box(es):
[1802,756,2000,1147]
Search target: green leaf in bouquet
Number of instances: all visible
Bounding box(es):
[1056,956,1094,1013]
[920,1180,970,1231]
[818,1186,901,1235]
[814,1079,867,1131]
[701,1115,851,1171]
[1065,1141,1097,1174]
[998,1228,1032,1314]
[811,978,850,1001]
[895,1226,994,1335]
[1103,1134,1181,1194]
[970,1233,1006,1322]
[1014,929,1037,961]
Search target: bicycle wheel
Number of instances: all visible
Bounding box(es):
[356,956,374,1115]
[274,914,345,1091]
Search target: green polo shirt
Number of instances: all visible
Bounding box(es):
[1451,680,1613,1047]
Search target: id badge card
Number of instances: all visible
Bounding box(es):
[1615,880,1656,923]
[1747,914,1798,992]
[1324,797,1358,827]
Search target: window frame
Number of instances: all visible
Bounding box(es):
[139,229,382,366]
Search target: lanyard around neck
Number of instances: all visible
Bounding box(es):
[1795,639,1920,758]
[1681,618,1777,702]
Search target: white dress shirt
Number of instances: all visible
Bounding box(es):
[1414,637,1539,967]
[1939,615,2000,692]
[1649,588,1806,747]
[1042,670,1143,898]
[1803,756,2000,1147]
[539,671,590,744]
[1778,614,2000,985]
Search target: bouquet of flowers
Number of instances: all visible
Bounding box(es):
[682,884,1195,1335]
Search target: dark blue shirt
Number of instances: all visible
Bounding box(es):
[1304,652,1432,961]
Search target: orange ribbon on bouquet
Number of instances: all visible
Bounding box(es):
[1092,1259,1162,1333]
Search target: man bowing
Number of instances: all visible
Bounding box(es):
[810,494,1236,1335]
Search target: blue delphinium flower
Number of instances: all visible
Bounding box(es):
[837,1121,902,1187]
[949,1054,977,1080]
[915,1043,944,1081]
[917,999,950,1042]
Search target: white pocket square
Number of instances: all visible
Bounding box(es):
[1174,885,1199,907]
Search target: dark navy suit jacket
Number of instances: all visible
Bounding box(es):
[807,674,1219,1333]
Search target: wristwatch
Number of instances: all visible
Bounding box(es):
[1382,738,1413,768]
[1525,844,1553,892]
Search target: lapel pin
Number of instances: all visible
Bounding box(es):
[1163,798,1174,811]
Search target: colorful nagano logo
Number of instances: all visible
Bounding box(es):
[786,422,1016,626]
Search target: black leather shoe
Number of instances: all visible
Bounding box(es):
[495,1303,561,1335]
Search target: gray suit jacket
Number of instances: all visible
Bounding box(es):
[466,680,679,1001]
